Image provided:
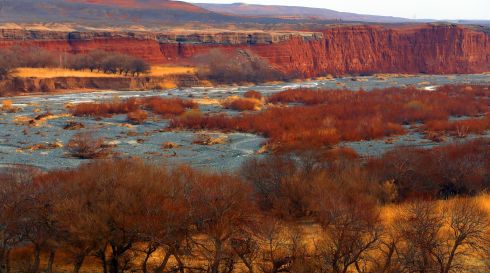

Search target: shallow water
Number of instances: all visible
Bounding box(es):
[0,74,489,170]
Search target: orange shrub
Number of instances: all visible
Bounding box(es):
[367,139,490,200]
[141,97,197,117]
[66,132,111,159]
[267,86,488,123]
[222,97,261,111]
[70,97,197,118]
[71,98,139,117]
[243,90,263,100]
[127,109,148,124]
[1,100,13,110]
[424,117,490,138]
[170,104,405,150]
[171,85,489,150]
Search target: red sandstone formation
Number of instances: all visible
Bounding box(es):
[253,24,490,76]
[0,24,488,77]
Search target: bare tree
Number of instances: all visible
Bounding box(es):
[0,167,38,273]
[66,131,111,159]
[394,198,490,273]
[437,198,489,273]
[394,200,445,273]
[67,50,150,76]
[0,48,18,80]
[193,49,283,84]
[190,173,257,273]
[135,166,194,273]
[256,219,309,273]
[129,58,150,77]
[313,195,382,273]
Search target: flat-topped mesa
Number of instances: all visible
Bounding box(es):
[0,24,489,76]
[0,29,158,41]
[155,32,323,45]
[0,29,322,45]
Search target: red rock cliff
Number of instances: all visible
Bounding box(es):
[0,24,488,77]
[252,24,490,76]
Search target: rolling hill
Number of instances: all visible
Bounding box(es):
[194,2,412,23]
[0,0,238,26]
[65,0,209,12]
[0,0,414,28]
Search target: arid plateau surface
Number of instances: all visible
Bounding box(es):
[0,74,488,171]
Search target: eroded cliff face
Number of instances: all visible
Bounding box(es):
[1,24,488,77]
[278,24,490,76]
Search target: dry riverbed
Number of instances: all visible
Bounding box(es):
[0,73,488,170]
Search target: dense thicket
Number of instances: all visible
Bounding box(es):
[0,47,57,79]
[170,85,490,150]
[0,140,489,273]
[0,47,150,79]
[67,50,150,76]
[70,97,198,121]
[193,49,285,84]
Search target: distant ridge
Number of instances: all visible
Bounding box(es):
[0,0,414,27]
[2,0,487,28]
[0,0,235,26]
[194,2,412,23]
[65,0,209,13]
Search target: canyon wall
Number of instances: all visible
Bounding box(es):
[0,24,489,77]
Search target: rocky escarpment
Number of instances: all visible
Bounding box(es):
[0,24,489,77]
[0,29,320,44]
[252,24,490,76]
[0,29,320,64]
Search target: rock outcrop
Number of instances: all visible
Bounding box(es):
[0,24,489,77]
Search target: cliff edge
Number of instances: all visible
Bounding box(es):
[0,24,488,77]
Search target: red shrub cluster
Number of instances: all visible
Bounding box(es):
[141,97,197,117]
[66,132,111,159]
[243,90,263,100]
[171,105,404,150]
[71,97,197,119]
[268,85,488,123]
[424,116,490,138]
[222,97,261,111]
[367,139,490,199]
[71,98,139,117]
[127,109,149,124]
[171,85,489,150]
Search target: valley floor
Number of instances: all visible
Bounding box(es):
[0,73,488,170]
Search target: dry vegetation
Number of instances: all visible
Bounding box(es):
[149,66,196,77]
[221,96,262,111]
[143,97,198,117]
[70,97,198,119]
[70,98,140,117]
[1,99,19,113]
[171,85,490,150]
[1,140,489,273]
[423,114,490,138]
[0,46,57,79]
[243,90,263,100]
[193,49,285,84]
[0,47,152,80]
[12,66,196,79]
[12,68,122,78]
[66,132,112,159]
[126,109,149,124]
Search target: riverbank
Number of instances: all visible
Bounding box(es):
[0,74,488,171]
[0,74,204,95]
